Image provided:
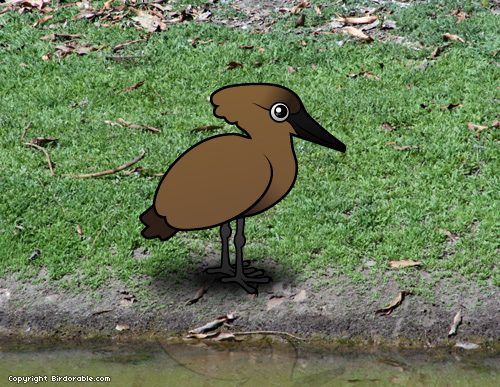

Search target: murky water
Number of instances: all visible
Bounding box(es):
[0,338,499,386]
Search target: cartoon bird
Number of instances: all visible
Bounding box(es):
[140,83,345,294]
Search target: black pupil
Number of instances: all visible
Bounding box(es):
[274,105,287,118]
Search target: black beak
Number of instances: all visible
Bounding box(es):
[288,109,346,152]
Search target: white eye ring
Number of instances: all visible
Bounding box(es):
[270,103,289,122]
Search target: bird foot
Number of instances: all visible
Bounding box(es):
[220,273,272,294]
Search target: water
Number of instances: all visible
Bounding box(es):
[0,338,499,386]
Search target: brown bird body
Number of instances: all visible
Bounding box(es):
[141,84,345,294]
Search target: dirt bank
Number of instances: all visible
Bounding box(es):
[1,252,498,345]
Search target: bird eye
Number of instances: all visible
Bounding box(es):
[270,103,289,122]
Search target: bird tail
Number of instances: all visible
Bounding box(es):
[140,207,178,241]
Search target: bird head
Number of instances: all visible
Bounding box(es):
[210,83,346,152]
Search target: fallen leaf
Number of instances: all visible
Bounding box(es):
[226,61,244,70]
[186,284,208,305]
[2,0,50,10]
[492,120,500,127]
[239,45,253,49]
[430,44,450,59]
[115,324,130,331]
[439,228,459,241]
[104,119,161,133]
[132,13,160,33]
[33,15,53,28]
[113,37,149,52]
[467,123,488,131]
[414,61,431,71]
[450,9,469,23]
[31,137,56,145]
[188,313,236,334]
[293,289,307,302]
[390,260,423,268]
[335,16,377,24]
[342,27,373,41]
[347,71,380,80]
[295,14,305,28]
[287,66,296,75]
[267,297,285,310]
[76,224,82,237]
[382,122,394,131]
[253,62,263,67]
[314,5,322,15]
[40,33,82,41]
[455,342,480,350]
[290,1,310,14]
[311,64,317,70]
[442,33,465,43]
[118,81,145,93]
[393,145,419,150]
[448,310,462,336]
[375,291,410,315]
[28,249,41,262]
[191,125,223,133]
[441,103,462,111]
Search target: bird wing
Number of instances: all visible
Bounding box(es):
[154,135,272,230]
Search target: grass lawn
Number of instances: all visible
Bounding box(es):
[1,0,500,295]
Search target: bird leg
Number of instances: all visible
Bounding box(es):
[205,222,233,276]
[220,218,271,294]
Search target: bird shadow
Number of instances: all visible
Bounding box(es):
[147,251,297,301]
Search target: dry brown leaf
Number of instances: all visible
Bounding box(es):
[393,145,419,150]
[342,27,373,41]
[347,71,380,80]
[382,122,394,131]
[467,123,488,131]
[186,284,209,305]
[115,324,130,331]
[113,37,148,52]
[440,103,462,111]
[448,310,462,336]
[390,260,423,268]
[2,0,50,9]
[188,313,235,334]
[375,291,410,315]
[295,14,305,28]
[288,66,296,75]
[40,33,81,41]
[76,224,82,237]
[267,297,285,310]
[33,15,53,28]
[439,228,459,241]
[293,289,307,302]
[442,33,465,43]
[119,81,145,92]
[290,1,310,14]
[239,45,254,49]
[450,10,469,23]
[190,125,223,133]
[31,137,56,145]
[335,16,377,24]
[314,4,322,15]
[311,63,317,70]
[132,13,160,33]
[226,61,244,70]
[492,120,500,127]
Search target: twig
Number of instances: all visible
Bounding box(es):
[23,142,54,174]
[86,207,118,259]
[21,122,32,141]
[231,330,306,340]
[62,149,145,178]
[153,88,165,103]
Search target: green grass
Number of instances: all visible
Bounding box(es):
[1,0,500,292]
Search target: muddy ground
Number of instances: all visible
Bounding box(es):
[0,250,499,345]
[1,0,499,345]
